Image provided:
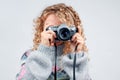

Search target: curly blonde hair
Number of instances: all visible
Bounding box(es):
[33,3,88,54]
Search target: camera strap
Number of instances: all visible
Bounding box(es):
[54,43,77,80]
[73,53,76,80]
[54,44,57,80]
[73,46,77,80]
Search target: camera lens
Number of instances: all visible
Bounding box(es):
[59,28,70,41]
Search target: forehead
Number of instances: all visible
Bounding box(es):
[44,14,62,26]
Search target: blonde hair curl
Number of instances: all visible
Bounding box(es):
[33,3,88,54]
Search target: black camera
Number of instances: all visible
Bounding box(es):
[46,24,77,41]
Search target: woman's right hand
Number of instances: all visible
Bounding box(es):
[40,30,56,46]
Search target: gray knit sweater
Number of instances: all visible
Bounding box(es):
[17,44,91,80]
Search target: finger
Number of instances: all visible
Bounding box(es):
[76,40,84,46]
[48,34,55,43]
[74,40,84,52]
[77,45,83,52]
[74,36,84,46]
[77,36,84,44]
[71,33,77,41]
[72,36,78,46]
[71,33,80,41]
[46,30,56,38]
[77,26,82,35]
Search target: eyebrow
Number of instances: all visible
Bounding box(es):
[45,23,54,26]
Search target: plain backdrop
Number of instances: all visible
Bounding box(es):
[0,0,120,80]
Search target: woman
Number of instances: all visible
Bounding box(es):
[16,3,91,80]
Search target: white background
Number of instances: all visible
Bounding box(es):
[0,0,120,80]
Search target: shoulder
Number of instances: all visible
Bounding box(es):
[20,49,32,65]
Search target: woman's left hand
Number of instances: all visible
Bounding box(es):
[70,26,84,52]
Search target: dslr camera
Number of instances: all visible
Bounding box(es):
[46,24,77,41]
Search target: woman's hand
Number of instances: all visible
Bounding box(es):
[40,30,56,46]
[71,26,84,52]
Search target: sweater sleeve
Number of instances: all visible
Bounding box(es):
[62,52,91,80]
[16,44,55,80]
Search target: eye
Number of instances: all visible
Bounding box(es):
[44,24,54,31]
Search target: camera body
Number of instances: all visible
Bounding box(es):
[46,24,77,41]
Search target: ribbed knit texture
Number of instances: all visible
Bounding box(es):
[18,44,91,80]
